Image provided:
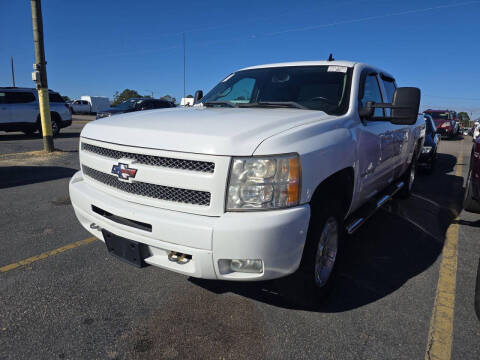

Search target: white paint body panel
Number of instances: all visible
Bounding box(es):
[69,61,424,280]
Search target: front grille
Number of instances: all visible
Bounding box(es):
[82,143,215,173]
[82,166,211,206]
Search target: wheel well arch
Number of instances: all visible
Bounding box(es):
[36,111,60,124]
[309,167,355,217]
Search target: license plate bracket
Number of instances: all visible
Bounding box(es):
[102,230,147,268]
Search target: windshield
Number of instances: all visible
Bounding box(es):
[201,65,351,115]
[425,111,450,121]
[115,99,140,110]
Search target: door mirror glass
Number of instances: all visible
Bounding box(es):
[390,87,421,125]
[194,90,203,104]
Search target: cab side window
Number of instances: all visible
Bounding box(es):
[361,74,384,117]
[382,78,396,103]
[6,91,36,103]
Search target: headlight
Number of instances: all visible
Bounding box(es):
[422,146,432,153]
[226,154,301,211]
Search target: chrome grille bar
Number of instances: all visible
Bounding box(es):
[81,143,215,173]
[82,165,211,206]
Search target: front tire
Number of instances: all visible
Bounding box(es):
[301,202,345,299]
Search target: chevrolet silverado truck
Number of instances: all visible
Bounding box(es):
[70,61,424,298]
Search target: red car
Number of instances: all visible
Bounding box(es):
[424,109,458,139]
[464,135,480,212]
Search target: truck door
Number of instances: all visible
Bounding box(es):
[379,74,410,180]
[356,71,394,202]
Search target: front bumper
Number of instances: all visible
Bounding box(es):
[69,171,310,281]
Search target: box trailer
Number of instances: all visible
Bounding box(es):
[81,96,110,114]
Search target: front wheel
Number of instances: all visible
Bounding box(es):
[301,203,344,299]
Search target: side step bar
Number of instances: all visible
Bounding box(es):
[345,181,404,234]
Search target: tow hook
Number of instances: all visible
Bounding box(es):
[168,251,191,264]
[90,223,102,231]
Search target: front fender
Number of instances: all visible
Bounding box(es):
[254,124,356,204]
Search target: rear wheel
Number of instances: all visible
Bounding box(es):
[398,151,418,198]
[463,164,480,213]
[38,113,60,137]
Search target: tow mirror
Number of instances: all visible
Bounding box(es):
[359,101,375,118]
[358,87,421,125]
[194,90,203,104]
[390,87,421,125]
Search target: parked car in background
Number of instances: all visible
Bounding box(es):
[71,99,91,114]
[419,114,440,173]
[424,109,458,139]
[81,96,110,114]
[0,87,72,136]
[96,98,175,119]
[464,134,480,212]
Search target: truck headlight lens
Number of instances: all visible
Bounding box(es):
[226,154,301,210]
[422,146,432,153]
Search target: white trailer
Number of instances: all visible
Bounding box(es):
[180,97,194,107]
[81,96,110,114]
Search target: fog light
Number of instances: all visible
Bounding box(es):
[218,259,263,274]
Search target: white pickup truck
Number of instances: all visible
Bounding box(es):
[70,61,424,298]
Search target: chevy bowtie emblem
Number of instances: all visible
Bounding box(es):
[111,163,137,180]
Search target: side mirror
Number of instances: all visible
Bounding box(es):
[359,101,374,118]
[390,87,421,125]
[358,87,421,125]
[194,90,203,104]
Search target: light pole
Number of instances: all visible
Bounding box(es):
[30,0,54,152]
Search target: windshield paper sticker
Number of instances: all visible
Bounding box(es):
[327,66,348,73]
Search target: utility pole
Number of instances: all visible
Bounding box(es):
[183,32,186,100]
[30,0,54,152]
[10,57,15,87]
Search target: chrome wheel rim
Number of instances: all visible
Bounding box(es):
[409,163,416,191]
[51,120,58,134]
[314,217,338,288]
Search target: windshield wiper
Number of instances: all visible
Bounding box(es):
[239,101,308,110]
[203,101,238,108]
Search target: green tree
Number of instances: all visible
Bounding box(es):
[112,89,142,106]
[61,95,71,102]
[161,94,176,103]
[458,112,471,127]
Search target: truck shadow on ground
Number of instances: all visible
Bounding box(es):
[191,153,465,312]
[0,166,77,189]
[0,132,80,141]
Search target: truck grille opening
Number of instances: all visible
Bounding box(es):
[82,165,211,206]
[91,205,152,232]
[81,143,215,173]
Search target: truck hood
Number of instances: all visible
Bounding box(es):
[81,107,334,155]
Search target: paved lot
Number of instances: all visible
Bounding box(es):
[1,122,479,360]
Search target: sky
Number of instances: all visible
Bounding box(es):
[1,0,480,118]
